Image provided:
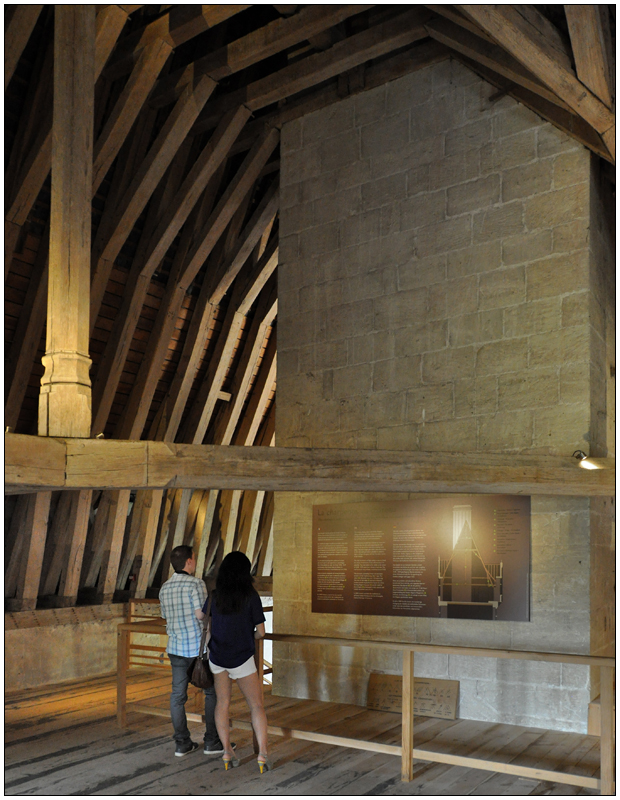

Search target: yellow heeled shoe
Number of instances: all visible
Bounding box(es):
[223,752,239,770]
[257,754,273,774]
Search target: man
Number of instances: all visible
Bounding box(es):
[159,545,229,757]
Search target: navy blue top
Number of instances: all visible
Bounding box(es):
[204,590,265,669]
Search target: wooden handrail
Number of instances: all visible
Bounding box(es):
[116,623,614,793]
[266,633,615,668]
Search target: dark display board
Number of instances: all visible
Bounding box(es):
[312,496,530,621]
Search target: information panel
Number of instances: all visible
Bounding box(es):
[312,496,530,621]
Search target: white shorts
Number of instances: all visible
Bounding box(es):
[209,655,256,680]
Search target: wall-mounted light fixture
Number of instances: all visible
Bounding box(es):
[572,450,610,470]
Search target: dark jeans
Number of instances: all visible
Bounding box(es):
[168,654,219,747]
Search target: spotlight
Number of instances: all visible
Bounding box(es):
[573,450,602,470]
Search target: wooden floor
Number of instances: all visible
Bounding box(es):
[5,670,601,796]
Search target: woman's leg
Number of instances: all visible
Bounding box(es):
[212,671,233,755]
[236,671,268,756]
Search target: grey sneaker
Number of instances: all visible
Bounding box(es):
[204,741,236,755]
[175,740,200,757]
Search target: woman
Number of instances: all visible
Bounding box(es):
[204,551,271,772]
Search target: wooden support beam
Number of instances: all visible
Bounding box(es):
[6,433,615,497]
[5,227,48,430]
[458,5,615,159]
[456,56,611,162]
[150,5,374,107]
[97,488,131,599]
[92,38,172,194]
[565,5,615,110]
[39,6,95,438]
[56,490,92,606]
[9,491,53,611]
[257,510,274,577]
[105,5,251,81]
[425,17,569,110]
[90,73,217,323]
[90,141,200,434]
[4,494,33,600]
[5,5,44,90]
[114,129,279,442]
[182,237,278,448]
[234,333,277,447]
[197,6,433,124]
[83,493,112,587]
[599,664,615,795]
[5,5,128,247]
[40,491,79,597]
[401,650,414,782]
[214,283,277,446]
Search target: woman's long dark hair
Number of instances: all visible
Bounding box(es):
[215,551,254,614]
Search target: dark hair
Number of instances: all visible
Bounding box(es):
[215,552,254,614]
[171,545,193,573]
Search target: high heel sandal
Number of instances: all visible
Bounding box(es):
[223,752,240,770]
[257,754,273,774]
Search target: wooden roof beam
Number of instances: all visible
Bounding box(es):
[104,5,251,81]
[457,55,611,163]
[181,236,279,447]
[5,6,131,236]
[6,433,615,497]
[5,5,44,91]
[113,135,278,442]
[565,5,615,111]
[90,73,217,323]
[457,5,615,161]
[150,5,374,108]
[92,38,172,194]
[90,108,248,436]
[425,17,570,111]
[214,280,277,446]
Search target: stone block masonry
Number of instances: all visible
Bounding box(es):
[276,59,614,733]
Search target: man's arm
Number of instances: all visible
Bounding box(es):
[195,608,205,621]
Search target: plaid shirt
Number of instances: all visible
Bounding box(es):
[159,572,208,657]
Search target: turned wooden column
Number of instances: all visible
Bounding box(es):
[38,6,95,438]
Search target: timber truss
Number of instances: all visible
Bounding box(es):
[4,5,616,611]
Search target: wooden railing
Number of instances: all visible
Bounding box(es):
[116,623,614,794]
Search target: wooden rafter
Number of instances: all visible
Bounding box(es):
[458,5,615,161]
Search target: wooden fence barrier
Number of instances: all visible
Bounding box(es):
[116,624,614,793]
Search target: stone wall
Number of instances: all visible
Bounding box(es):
[275,59,613,732]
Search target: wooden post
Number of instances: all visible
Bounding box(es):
[39,6,95,438]
[600,665,615,795]
[401,649,414,782]
[117,626,129,728]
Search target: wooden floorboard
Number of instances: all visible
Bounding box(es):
[4,670,600,796]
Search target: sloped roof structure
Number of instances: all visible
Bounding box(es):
[4,5,615,610]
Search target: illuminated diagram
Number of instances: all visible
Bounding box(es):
[437,505,503,620]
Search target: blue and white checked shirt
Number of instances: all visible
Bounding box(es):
[159,572,208,657]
